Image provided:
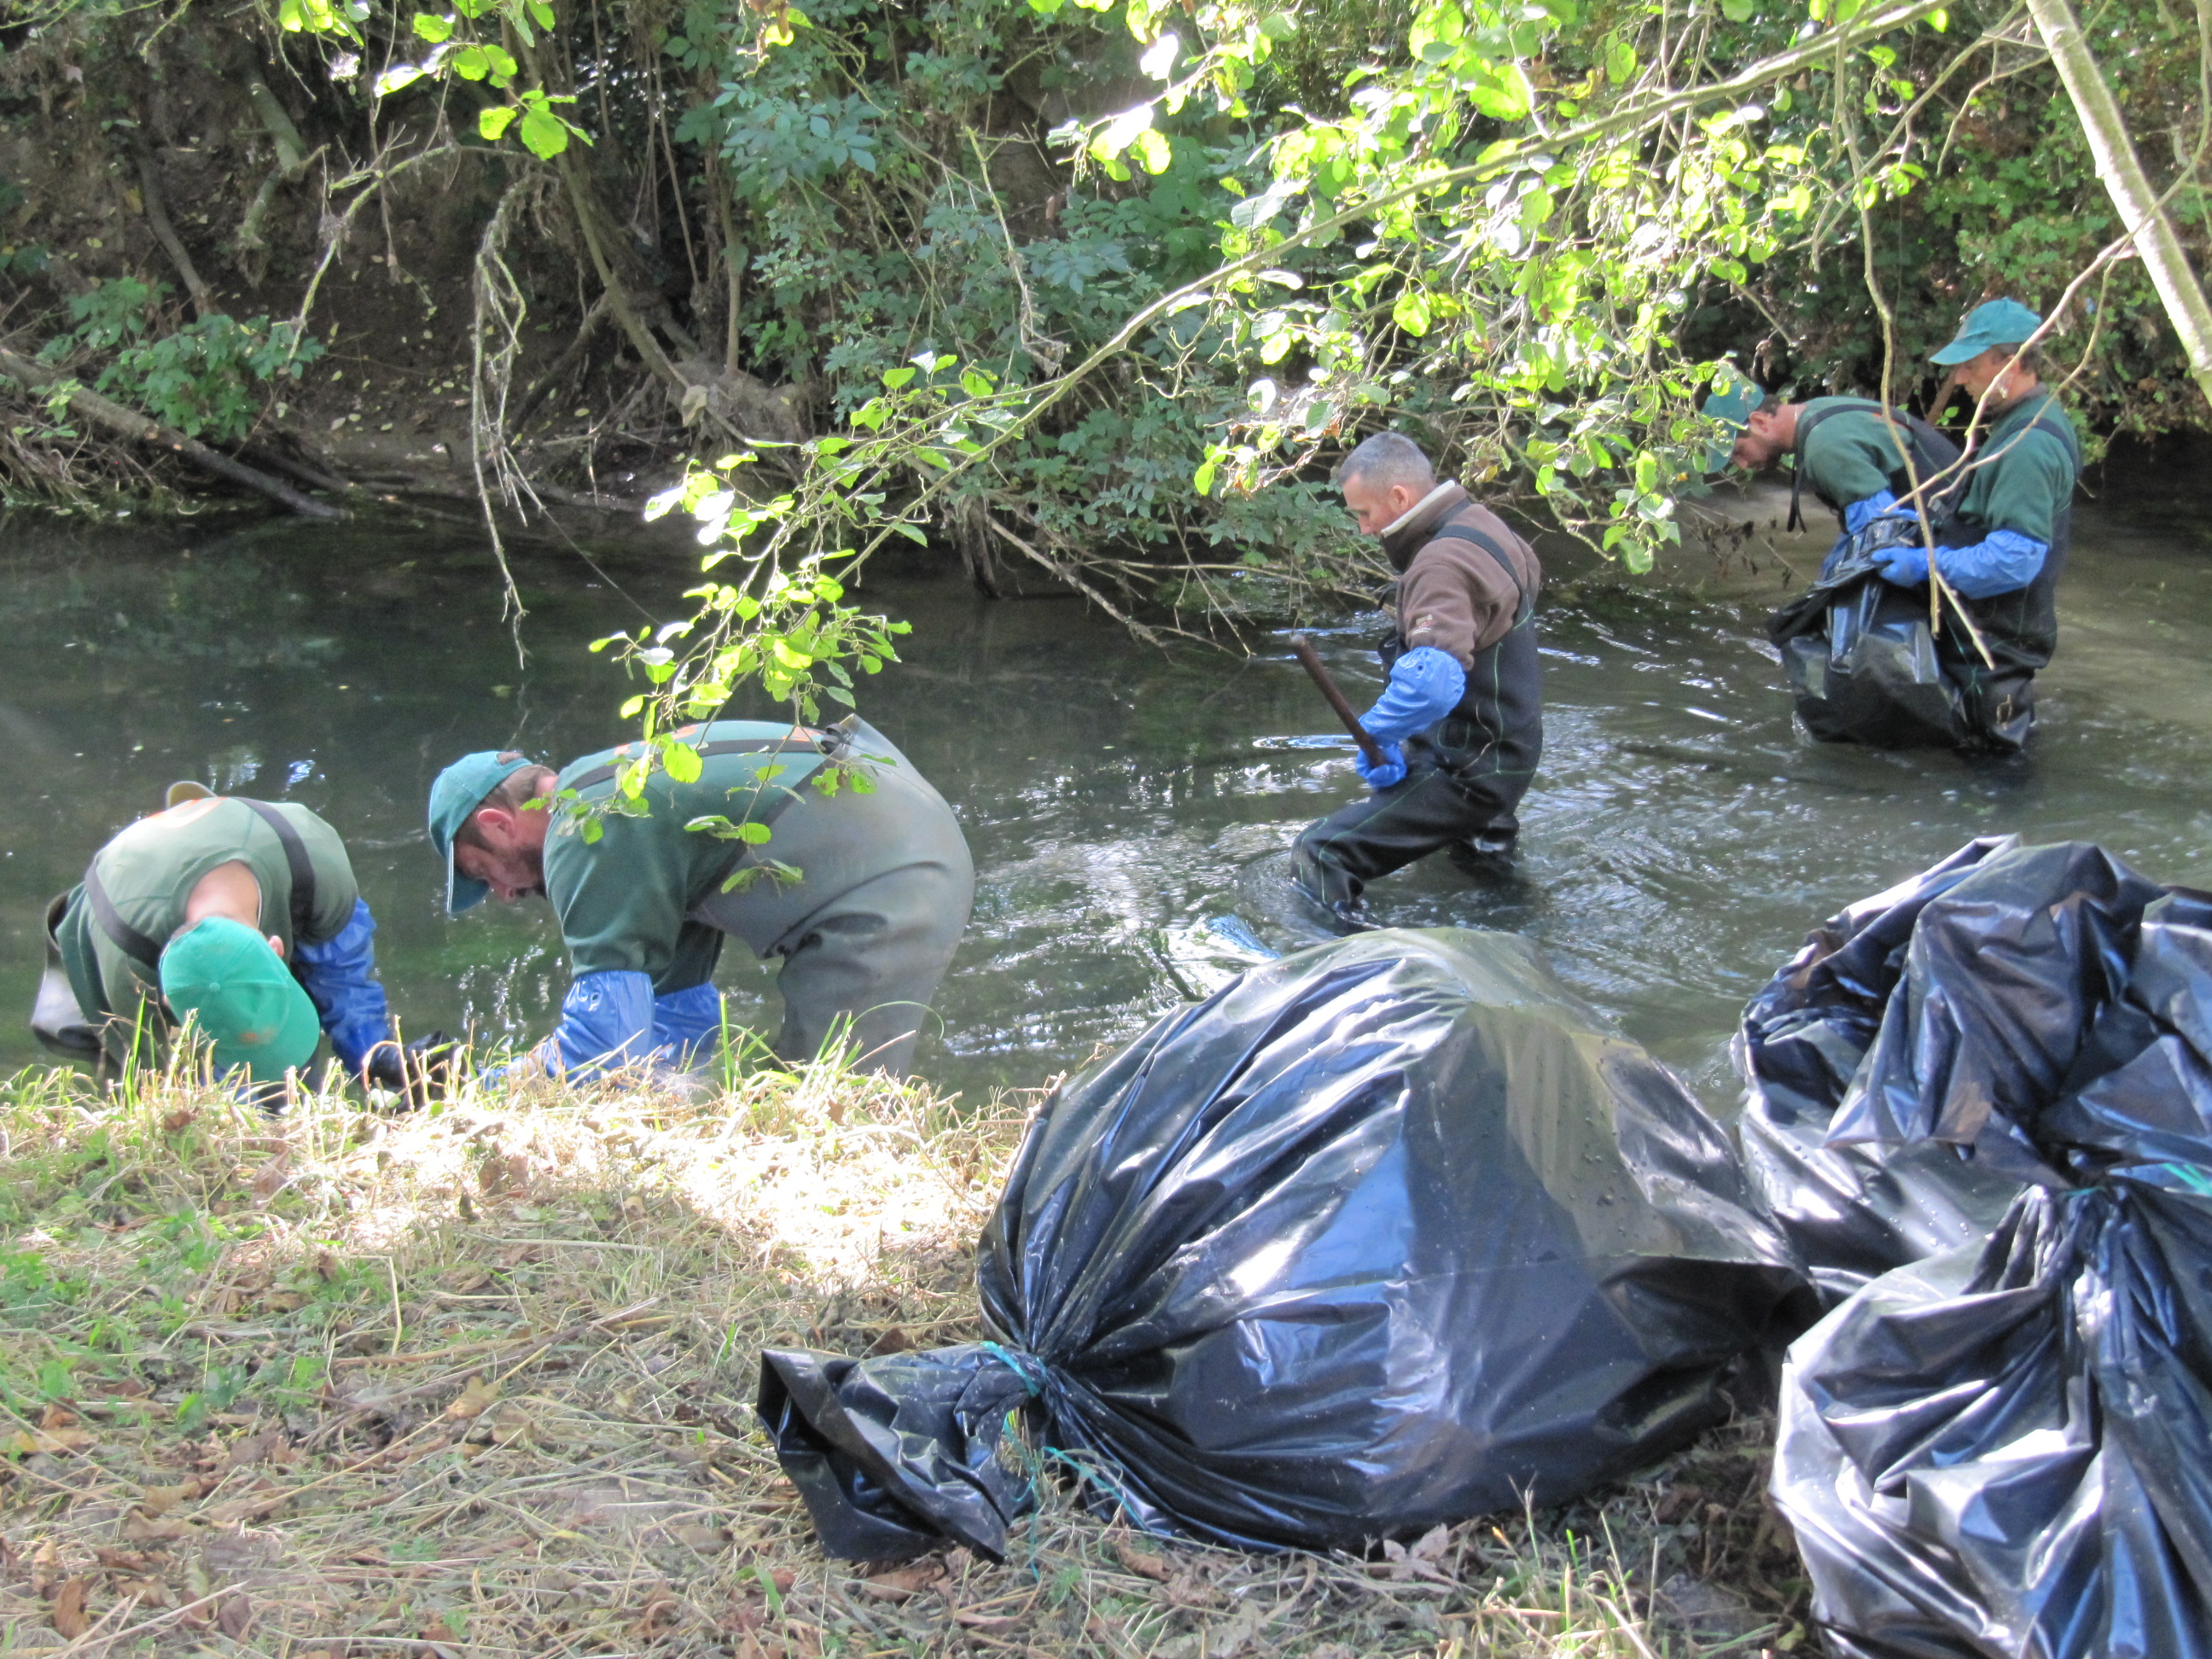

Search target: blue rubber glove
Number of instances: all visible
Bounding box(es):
[1871,538,1930,586]
[651,982,727,1069]
[1355,743,1407,791]
[1360,647,1468,743]
[291,898,395,1074]
[1930,528,2048,599]
[529,969,656,1080]
[1842,489,1897,537]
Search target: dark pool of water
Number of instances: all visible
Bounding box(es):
[4,449,2209,1109]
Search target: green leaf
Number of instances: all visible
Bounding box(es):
[1193,457,1218,497]
[518,106,569,157]
[479,105,519,140]
[410,11,452,40]
[1720,0,1755,18]
[881,365,916,390]
[1604,39,1636,83]
[1131,128,1172,175]
[528,0,555,26]
[1393,288,1434,336]
[958,367,996,398]
[662,742,703,783]
[451,44,490,79]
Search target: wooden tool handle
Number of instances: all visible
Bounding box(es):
[1290,634,1387,767]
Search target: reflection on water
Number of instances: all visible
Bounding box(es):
[3,447,2209,1109]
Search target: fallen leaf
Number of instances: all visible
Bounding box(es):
[1113,1542,1172,1581]
[1162,1568,1225,1610]
[864,1326,914,1355]
[221,1431,283,1473]
[217,1591,253,1639]
[8,1426,95,1456]
[445,1375,499,1421]
[671,1524,730,1551]
[859,1562,943,1599]
[39,1406,79,1430]
[122,1515,194,1544]
[161,1109,199,1133]
[50,1578,88,1639]
[952,1609,1023,1630]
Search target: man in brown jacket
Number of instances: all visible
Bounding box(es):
[1294,433,1543,922]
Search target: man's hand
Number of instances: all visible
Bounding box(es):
[1872,540,1930,587]
[364,1031,463,1109]
[1355,742,1407,792]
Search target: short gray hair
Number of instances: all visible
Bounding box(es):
[1338,432,1436,494]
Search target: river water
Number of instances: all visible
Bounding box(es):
[4,448,2208,1108]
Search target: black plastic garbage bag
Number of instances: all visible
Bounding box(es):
[1767,549,1969,749]
[1736,836,2162,1303]
[1773,884,2212,1659]
[760,927,1807,1557]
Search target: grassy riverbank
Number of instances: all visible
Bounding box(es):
[0,1062,1807,1657]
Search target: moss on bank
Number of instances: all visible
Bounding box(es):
[0,1063,1807,1656]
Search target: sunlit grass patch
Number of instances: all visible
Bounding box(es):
[0,1061,1807,1657]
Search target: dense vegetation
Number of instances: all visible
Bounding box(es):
[0,0,2203,608]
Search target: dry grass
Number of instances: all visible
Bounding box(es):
[0,1060,1811,1659]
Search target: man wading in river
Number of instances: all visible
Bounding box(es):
[33,783,446,1101]
[428,718,972,1080]
[1293,433,1543,924]
[1714,298,2081,752]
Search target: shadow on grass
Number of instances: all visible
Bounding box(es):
[0,1060,1807,1658]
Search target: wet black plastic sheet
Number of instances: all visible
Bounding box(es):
[1736,836,2163,1302]
[760,928,1807,1557]
[1772,876,2212,1659]
[1767,550,1969,749]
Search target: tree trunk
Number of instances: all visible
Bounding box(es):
[0,347,341,518]
[2025,0,2212,408]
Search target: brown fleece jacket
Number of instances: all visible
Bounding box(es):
[1378,483,1541,669]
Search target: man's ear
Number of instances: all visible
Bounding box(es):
[267,934,287,961]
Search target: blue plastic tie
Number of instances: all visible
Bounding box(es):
[979,1341,1048,1396]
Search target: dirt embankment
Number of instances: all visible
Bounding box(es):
[0,19,742,519]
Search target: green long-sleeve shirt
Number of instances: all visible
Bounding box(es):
[544,720,834,991]
[1794,398,1938,518]
[1951,387,2081,545]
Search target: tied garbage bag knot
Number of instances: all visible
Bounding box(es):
[760,927,1807,1558]
[1755,840,2212,1659]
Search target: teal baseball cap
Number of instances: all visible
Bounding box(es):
[160,917,321,1082]
[1701,377,1768,472]
[428,750,537,914]
[1931,298,2043,366]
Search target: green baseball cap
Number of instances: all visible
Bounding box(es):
[1930,298,2043,366]
[160,917,321,1082]
[428,750,537,914]
[1701,378,1767,473]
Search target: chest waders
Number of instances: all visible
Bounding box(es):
[1932,411,2079,750]
[1376,511,1543,781]
[1294,517,1544,917]
[1767,406,2015,751]
[1786,403,1962,534]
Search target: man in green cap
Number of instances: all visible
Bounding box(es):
[427,716,972,1081]
[38,787,443,1097]
[1708,380,1961,550]
[1711,299,2079,750]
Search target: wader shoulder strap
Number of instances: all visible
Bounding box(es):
[1429,516,1534,627]
[82,861,161,972]
[564,734,830,795]
[1786,402,1954,534]
[81,797,321,974]
[237,798,317,946]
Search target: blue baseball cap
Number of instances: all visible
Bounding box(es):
[1931,298,2043,366]
[1701,377,1768,473]
[428,750,538,914]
